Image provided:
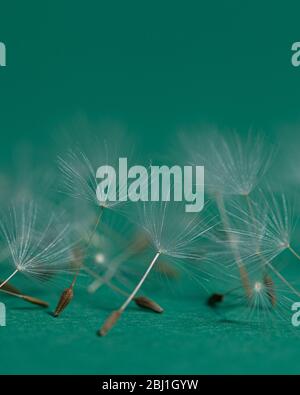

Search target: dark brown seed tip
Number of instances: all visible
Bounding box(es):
[98,310,122,336]
[134,296,164,313]
[207,293,224,307]
[22,295,49,308]
[53,287,74,317]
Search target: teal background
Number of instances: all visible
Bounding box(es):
[1,0,300,374]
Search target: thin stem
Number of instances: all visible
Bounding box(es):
[288,245,300,261]
[98,252,162,335]
[53,207,105,318]
[0,269,19,289]
[84,265,164,313]
[86,207,105,251]
[0,288,48,307]
[216,193,251,299]
[87,241,145,293]
[94,250,134,291]
[120,252,161,312]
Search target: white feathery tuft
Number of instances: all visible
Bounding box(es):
[0,201,74,282]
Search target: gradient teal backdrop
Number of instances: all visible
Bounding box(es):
[1,1,300,374]
[1,1,300,154]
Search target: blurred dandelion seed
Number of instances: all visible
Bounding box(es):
[207,267,296,329]
[213,190,300,310]
[181,130,274,300]
[79,214,164,314]
[228,191,300,275]
[215,193,252,299]
[87,233,148,293]
[84,264,164,313]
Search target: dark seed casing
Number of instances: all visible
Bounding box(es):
[54,287,74,317]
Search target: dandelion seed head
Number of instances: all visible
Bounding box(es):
[133,200,217,261]
[180,129,274,197]
[58,149,99,206]
[57,127,135,212]
[0,201,75,281]
[223,190,294,270]
[57,148,130,211]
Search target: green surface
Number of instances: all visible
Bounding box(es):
[1,273,300,375]
[1,1,300,375]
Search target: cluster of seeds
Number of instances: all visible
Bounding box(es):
[1,128,299,335]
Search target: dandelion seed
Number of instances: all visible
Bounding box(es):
[54,134,134,315]
[181,129,274,300]
[207,267,295,329]
[227,190,300,274]
[0,201,74,290]
[181,129,274,197]
[98,201,217,336]
[214,188,300,306]
[54,203,164,315]
[207,188,300,328]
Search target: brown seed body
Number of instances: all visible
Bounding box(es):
[54,287,74,317]
[134,296,164,313]
[98,310,122,336]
